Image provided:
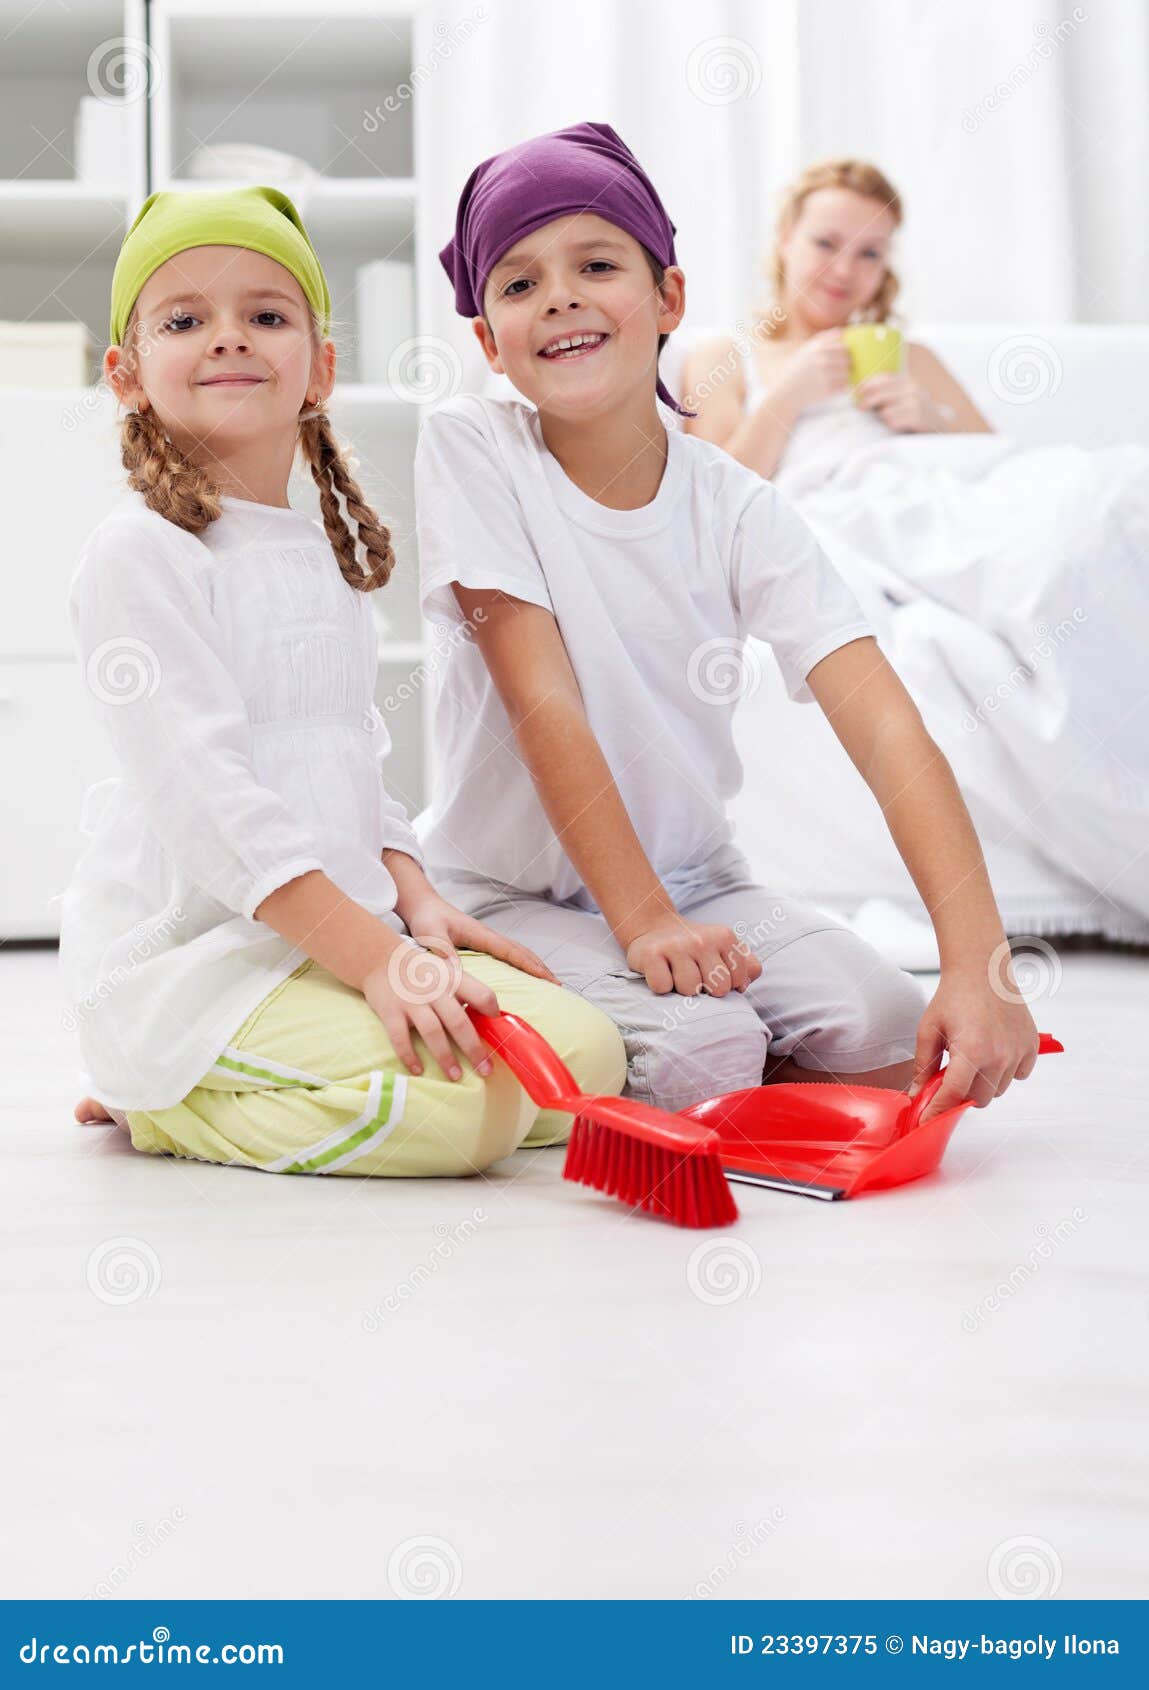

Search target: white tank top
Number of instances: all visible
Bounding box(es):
[739,338,890,494]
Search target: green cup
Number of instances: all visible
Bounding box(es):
[842,323,903,391]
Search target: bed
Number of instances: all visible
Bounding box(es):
[658,323,1149,961]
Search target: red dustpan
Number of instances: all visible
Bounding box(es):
[681,1032,1064,1199]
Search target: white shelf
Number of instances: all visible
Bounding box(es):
[0,182,128,257]
[161,0,417,13]
[0,0,436,935]
[162,4,415,84]
[162,176,416,250]
[0,1,125,67]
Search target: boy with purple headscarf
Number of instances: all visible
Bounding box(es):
[409,121,1040,1123]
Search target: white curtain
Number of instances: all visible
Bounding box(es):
[413,0,1149,387]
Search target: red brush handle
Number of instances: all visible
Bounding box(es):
[902,1031,1064,1134]
[465,1006,582,1109]
[465,1005,723,1150]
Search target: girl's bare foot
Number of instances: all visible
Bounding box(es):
[75,1096,127,1127]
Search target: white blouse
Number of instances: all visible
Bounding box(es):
[58,491,423,1111]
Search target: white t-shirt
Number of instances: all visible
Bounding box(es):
[58,491,423,1111]
[414,394,875,909]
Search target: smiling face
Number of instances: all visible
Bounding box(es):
[475,212,684,420]
[778,187,897,329]
[105,244,334,455]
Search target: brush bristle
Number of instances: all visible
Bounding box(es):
[563,1115,738,1228]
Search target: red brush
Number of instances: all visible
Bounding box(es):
[466,1007,738,1229]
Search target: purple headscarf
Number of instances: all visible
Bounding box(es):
[439,120,693,417]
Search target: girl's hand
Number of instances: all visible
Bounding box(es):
[625,917,762,997]
[777,328,853,410]
[908,969,1042,1124]
[855,372,949,432]
[362,939,501,1082]
[365,896,562,1082]
[396,890,562,987]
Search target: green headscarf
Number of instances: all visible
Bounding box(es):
[109,184,331,347]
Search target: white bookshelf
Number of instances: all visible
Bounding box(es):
[0,0,435,939]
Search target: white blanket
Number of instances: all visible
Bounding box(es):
[774,399,1149,927]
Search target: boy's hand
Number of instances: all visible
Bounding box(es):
[625,917,762,997]
[909,966,1042,1124]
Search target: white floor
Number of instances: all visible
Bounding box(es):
[3,941,1146,1602]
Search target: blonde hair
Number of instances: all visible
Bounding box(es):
[756,157,903,339]
[115,312,395,593]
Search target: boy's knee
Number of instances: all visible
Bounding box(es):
[790,932,928,1073]
[635,992,768,1114]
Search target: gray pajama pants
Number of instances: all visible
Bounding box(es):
[439,839,930,1115]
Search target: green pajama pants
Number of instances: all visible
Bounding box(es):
[124,951,627,1178]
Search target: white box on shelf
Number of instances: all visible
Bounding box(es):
[0,323,91,387]
[74,96,132,186]
[356,259,416,383]
[185,141,320,184]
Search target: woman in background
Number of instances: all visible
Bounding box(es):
[682,158,992,478]
[683,158,1149,940]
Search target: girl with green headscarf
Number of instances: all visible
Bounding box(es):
[62,184,626,1180]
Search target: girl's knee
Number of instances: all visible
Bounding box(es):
[369,1060,534,1177]
[523,981,628,1099]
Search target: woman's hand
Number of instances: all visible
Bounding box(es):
[909,968,1042,1124]
[855,371,950,432]
[625,917,762,997]
[777,328,853,410]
